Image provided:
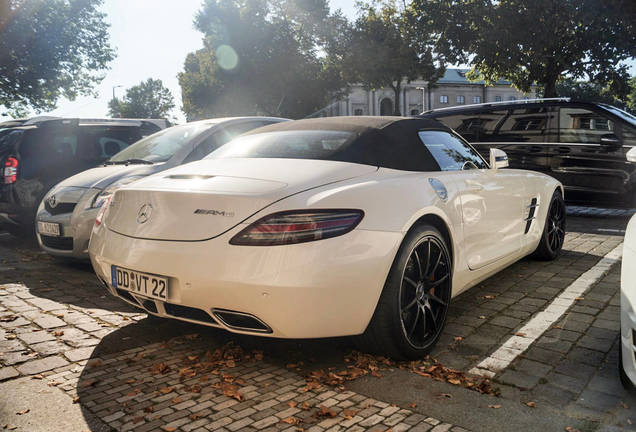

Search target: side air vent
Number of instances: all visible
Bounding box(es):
[524,198,538,234]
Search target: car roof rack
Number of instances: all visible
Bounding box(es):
[421,97,571,114]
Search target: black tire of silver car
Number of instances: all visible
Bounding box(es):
[356,224,452,360]
[619,348,636,392]
[532,190,566,261]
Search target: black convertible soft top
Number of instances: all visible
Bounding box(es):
[241,116,452,172]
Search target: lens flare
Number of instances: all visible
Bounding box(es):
[216,45,239,70]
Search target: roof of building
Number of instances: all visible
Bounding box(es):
[437,68,514,86]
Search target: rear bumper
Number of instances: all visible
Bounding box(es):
[89,224,402,338]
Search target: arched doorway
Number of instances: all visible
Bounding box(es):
[380,98,393,115]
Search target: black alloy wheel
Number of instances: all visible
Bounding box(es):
[533,190,566,261]
[356,224,452,359]
[399,236,451,349]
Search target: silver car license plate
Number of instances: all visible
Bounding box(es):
[37,221,60,236]
[111,266,168,301]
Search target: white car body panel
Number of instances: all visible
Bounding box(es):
[621,215,636,387]
[89,153,561,338]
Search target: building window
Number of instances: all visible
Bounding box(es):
[494,96,502,102]
[509,96,516,101]
[354,108,363,116]
[457,95,465,104]
[473,96,481,104]
[440,95,449,104]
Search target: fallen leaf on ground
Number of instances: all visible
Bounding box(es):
[316,406,337,418]
[484,295,495,299]
[526,401,536,408]
[189,413,203,420]
[0,316,17,322]
[281,417,300,425]
[87,359,102,368]
[171,397,183,404]
[32,374,44,380]
[439,393,453,399]
[149,362,170,375]
[72,397,80,404]
[6,335,15,340]
[342,409,357,420]
[454,336,463,342]
[15,409,29,415]
[515,332,526,337]
[144,406,154,413]
[165,428,177,432]
[159,387,173,394]
[288,401,297,408]
[53,330,64,336]
[479,315,486,319]
[488,404,501,409]
[565,427,580,432]
[220,383,243,401]
[82,379,100,388]
[409,402,417,408]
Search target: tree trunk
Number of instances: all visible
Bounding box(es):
[542,71,560,98]
[392,83,401,116]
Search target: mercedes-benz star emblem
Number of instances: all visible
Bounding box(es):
[136,204,153,224]
[48,195,57,208]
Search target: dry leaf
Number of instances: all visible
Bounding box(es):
[448,378,461,385]
[484,295,495,299]
[440,393,453,399]
[82,379,99,388]
[479,315,486,319]
[565,427,580,432]
[281,417,300,425]
[526,401,536,408]
[288,401,297,408]
[53,330,64,336]
[515,332,526,337]
[454,336,463,342]
[189,413,203,420]
[489,404,501,409]
[144,406,154,413]
[15,409,29,415]
[171,397,183,404]
[409,402,417,408]
[342,409,357,420]
[165,428,177,432]
[159,387,173,394]
[32,374,44,380]
[72,397,80,404]
[574,297,584,301]
[226,359,236,368]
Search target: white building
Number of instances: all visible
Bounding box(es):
[318,68,537,117]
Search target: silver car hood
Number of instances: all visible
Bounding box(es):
[53,163,167,191]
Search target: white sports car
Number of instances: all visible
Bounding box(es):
[89,117,565,359]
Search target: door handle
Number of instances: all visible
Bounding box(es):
[465,179,484,191]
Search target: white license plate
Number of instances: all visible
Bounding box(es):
[37,221,60,236]
[111,266,168,300]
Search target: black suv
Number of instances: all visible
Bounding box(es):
[420,99,636,208]
[0,117,166,235]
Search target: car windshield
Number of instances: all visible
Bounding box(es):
[109,122,215,163]
[599,104,636,128]
[208,130,355,161]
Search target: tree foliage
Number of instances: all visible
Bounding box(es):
[412,0,636,97]
[108,79,175,119]
[178,0,347,120]
[342,2,443,116]
[555,78,630,110]
[0,0,115,117]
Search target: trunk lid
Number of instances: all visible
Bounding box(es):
[105,158,377,241]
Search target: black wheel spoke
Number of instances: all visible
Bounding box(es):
[402,297,418,312]
[403,276,418,289]
[422,239,431,277]
[428,249,442,278]
[425,304,438,333]
[413,249,423,281]
[429,293,448,307]
[429,273,449,288]
[407,307,420,337]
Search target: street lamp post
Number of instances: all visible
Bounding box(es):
[112,85,123,100]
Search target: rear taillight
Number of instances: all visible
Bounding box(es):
[94,195,112,226]
[230,209,364,246]
[3,157,18,184]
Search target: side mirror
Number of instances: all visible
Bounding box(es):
[627,146,636,163]
[600,134,621,146]
[490,148,509,170]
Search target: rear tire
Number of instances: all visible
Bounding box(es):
[532,190,566,261]
[619,348,636,392]
[355,224,452,360]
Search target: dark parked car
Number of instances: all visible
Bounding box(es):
[0,117,167,236]
[420,99,636,208]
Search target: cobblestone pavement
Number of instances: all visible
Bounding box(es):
[0,213,635,431]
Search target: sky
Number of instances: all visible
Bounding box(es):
[4,0,634,123]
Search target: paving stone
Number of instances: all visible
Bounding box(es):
[30,340,68,355]
[16,355,68,374]
[497,370,541,389]
[0,366,19,380]
[34,315,66,329]
[64,347,95,362]
[17,330,54,344]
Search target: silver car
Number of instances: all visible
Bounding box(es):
[35,116,288,259]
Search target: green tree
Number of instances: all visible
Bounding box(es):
[555,78,628,109]
[178,0,347,120]
[412,0,636,97]
[108,79,175,119]
[626,77,636,114]
[344,2,444,116]
[0,0,115,117]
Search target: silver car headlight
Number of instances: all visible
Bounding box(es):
[88,176,144,209]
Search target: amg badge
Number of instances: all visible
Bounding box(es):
[194,209,235,217]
